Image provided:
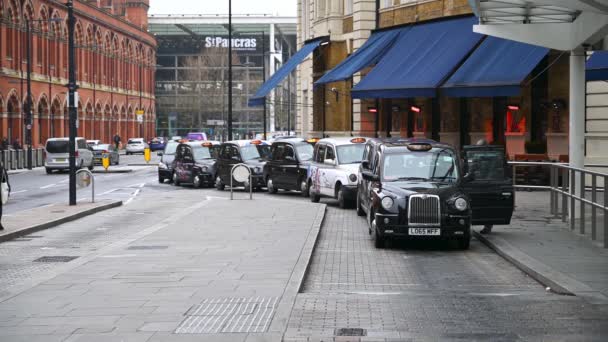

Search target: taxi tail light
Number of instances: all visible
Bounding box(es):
[74,150,79,158]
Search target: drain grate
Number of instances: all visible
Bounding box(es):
[34,256,79,263]
[127,246,168,250]
[175,297,279,334]
[335,328,367,337]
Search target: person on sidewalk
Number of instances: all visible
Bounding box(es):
[12,138,21,150]
[1,137,8,151]
[0,161,10,230]
[113,133,121,150]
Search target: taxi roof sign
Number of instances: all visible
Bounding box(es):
[250,139,263,145]
[350,137,366,144]
[407,143,433,152]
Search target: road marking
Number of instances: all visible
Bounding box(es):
[100,254,137,258]
[40,183,58,189]
[98,189,118,196]
[11,190,27,194]
[124,188,143,205]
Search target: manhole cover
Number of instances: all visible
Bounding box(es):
[335,328,367,337]
[34,256,79,263]
[175,297,278,334]
[127,246,168,250]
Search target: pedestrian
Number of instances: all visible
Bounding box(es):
[113,133,121,150]
[1,137,8,151]
[12,138,21,150]
[0,161,10,230]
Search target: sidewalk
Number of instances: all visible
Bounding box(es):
[1,200,122,242]
[474,191,608,304]
[0,194,325,342]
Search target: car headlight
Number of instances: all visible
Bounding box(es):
[158,162,167,170]
[202,166,208,172]
[454,197,468,211]
[254,167,261,174]
[381,197,394,210]
[349,174,357,182]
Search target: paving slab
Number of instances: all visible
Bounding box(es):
[474,191,608,303]
[0,200,122,242]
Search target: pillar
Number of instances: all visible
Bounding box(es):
[570,48,585,170]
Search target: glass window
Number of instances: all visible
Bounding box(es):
[192,146,212,160]
[325,146,336,161]
[157,55,175,67]
[382,150,459,183]
[220,145,231,159]
[381,0,392,9]
[46,140,69,153]
[272,144,286,161]
[240,145,261,161]
[296,144,314,161]
[156,69,175,82]
[466,150,506,181]
[77,139,87,149]
[344,0,353,15]
[164,142,179,155]
[183,146,194,161]
[316,144,327,163]
[337,144,365,164]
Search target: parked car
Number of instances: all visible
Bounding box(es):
[308,137,367,208]
[186,132,208,141]
[252,140,272,160]
[264,138,313,196]
[125,138,148,155]
[148,137,166,151]
[86,139,101,147]
[357,139,514,250]
[215,140,267,191]
[170,136,182,141]
[172,141,219,188]
[158,140,180,183]
[91,144,119,165]
[44,137,94,173]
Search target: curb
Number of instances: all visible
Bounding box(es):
[473,230,608,300]
[268,203,326,340]
[0,200,123,243]
[127,163,156,167]
[92,169,133,174]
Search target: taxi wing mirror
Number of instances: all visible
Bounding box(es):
[324,159,336,165]
[361,160,370,169]
[285,155,296,162]
[362,171,379,182]
[463,172,475,182]
[157,152,163,156]
[231,155,241,162]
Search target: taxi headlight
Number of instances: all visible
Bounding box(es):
[202,166,208,172]
[349,174,357,182]
[454,197,468,211]
[381,197,394,210]
[158,162,167,170]
[254,167,262,174]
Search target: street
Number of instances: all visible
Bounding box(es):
[0,168,607,341]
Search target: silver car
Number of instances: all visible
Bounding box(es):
[45,137,94,174]
[125,138,149,155]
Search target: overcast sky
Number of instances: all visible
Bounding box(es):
[149,0,297,16]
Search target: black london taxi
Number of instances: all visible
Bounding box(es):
[264,138,314,196]
[357,140,513,250]
[215,140,267,191]
[172,141,220,188]
[157,139,180,184]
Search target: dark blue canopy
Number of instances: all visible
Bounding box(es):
[249,39,322,106]
[586,51,608,81]
[441,36,549,97]
[314,28,402,86]
[351,16,483,99]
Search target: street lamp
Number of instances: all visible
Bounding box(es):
[24,17,63,170]
[67,0,77,205]
[228,0,233,141]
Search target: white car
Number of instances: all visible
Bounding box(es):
[125,138,149,155]
[308,137,368,208]
[45,137,94,174]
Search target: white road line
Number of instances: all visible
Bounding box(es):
[40,183,58,189]
[98,189,118,196]
[10,190,27,194]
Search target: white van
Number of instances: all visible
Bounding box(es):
[45,137,94,174]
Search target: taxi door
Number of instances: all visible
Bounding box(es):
[461,145,514,226]
[309,144,326,195]
[181,146,195,182]
[282,144,300,190]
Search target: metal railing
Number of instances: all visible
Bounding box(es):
[0,149,46,170]
[509,161,608,248]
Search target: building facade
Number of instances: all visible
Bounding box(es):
[0,0,156,147]
[149,14,296,140]
[297,0,608,163]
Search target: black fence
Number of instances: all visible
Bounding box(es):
[0,149,45,170]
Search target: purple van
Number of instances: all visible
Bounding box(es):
[186,132,208,141]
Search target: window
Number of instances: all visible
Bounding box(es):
[240,145,261,161]
[380,0,392,9]
[381,150,459,182]
[296,144,314,161]
[301,0,310,39]
[77,139,87,149]
[325,146,336,162]
[316,0,326,18]
[284,145,295,160]
[272,143,286,161]
[183,146,194,162]
[362,145,372,169]
[220,145,231,160]
[344,0,353,15]
[337,144,365,164]
[466,150,507,181]
[315,144,327,163]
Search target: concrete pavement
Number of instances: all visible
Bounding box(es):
[0,188,326,342]
[474,191,608,304]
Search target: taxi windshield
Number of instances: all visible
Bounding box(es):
[382,149,459,183]
[337,144,365,164]
[241,145,261,161]
[296,144,314,161]
[192,146,212,160]
[164,142,179,155]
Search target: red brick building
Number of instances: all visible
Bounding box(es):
[0,0,156,147]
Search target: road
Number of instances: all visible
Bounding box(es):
[5,153,162,214]
[0,178,607,340]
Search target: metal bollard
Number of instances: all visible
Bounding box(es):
[38,148,44,167]
[570,170,576,230]
[9,150,14,170]
[562,168,568,222]
[592,175,597,241]
[604,177,608,248]
[580,171,585,235]
[18,150,24,169]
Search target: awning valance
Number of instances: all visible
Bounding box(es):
[586,51,608,81]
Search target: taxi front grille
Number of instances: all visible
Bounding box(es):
[408,194,440,226]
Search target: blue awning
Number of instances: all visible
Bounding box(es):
[249,39,323,106]
[441,37,549,97]
[587,51,608,81]
[314,28,402,86]
[351,16,483,99]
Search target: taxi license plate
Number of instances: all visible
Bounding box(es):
[409,228,440,236]
[55,158,66,162]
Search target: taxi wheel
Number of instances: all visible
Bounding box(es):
[267,178,278,194]
[300,179,309,197]
[173,172,181,186]
[338,188,348,209]
[372,218,385,249]
[310,191,320,203]
[215,176,225,191]
[193,175,202,188]
[158,175,164,184]
[457,237,470,250]
[356,194,366,216]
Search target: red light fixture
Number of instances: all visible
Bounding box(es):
[410,106,421,113]
[368,107,378,113]
[507,105,520,111]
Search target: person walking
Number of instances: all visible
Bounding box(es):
[0,161,10,230]
[1,137,8,150]
[12,138,21,150]
[113,133,121,150]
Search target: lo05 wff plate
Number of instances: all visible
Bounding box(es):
[409,228,440,236]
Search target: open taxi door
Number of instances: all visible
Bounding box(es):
[461,145,514,226]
